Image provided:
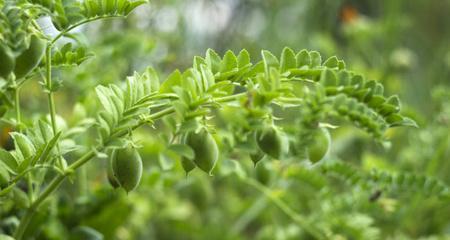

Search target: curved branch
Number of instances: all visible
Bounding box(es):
[242,177,326,239]
[50,16,125,45]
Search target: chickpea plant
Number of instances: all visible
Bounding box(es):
[0,0,449,239]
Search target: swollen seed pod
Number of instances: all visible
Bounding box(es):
[111,148,143,193]
[0,43,15,80]
[185,129,219,175]
[107,150,120,189]
[13,35,46,79]
[307,128,331,163]
[255,126,284,159]
[250,151,265,166]
[181,157,196,175]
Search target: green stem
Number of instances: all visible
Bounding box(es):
[242,177,325,239]
[50,16,124,45]
[14,165,64,183]
[44,43,65,170]
[215,92,247,103]
[14,85,22,132]
[13,151,96,239]
[0,165,64,197]
[45,45,57,135]
[231,196,267,234]
[12,80,35,201]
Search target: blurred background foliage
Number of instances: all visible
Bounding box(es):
[2,0,450,239]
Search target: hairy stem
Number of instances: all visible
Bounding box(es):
[13,151,96,239]
[43,44,66,170]
[45,45,57,137]
[12,81,35,200]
